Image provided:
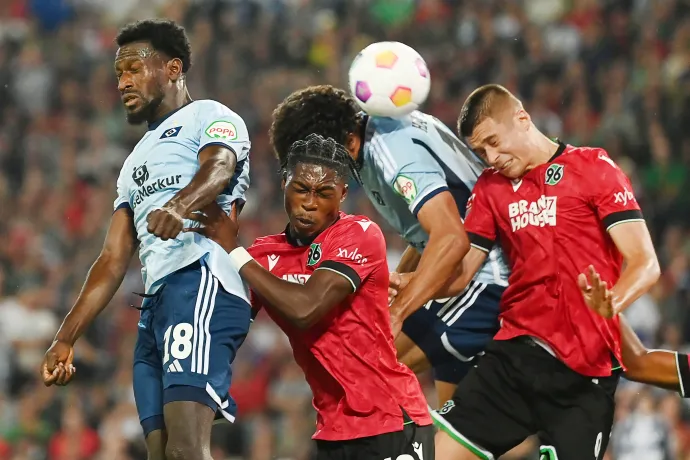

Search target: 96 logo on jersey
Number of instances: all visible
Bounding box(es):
[508,196,557,231]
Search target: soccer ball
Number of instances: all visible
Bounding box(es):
[348,41,431,118]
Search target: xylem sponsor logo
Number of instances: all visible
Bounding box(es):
[132,175,183,210]
[282,274,311,284]
[337,247,367,264]
[613,187,636,206]
[508,196,557,232]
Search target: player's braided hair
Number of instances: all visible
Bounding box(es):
[115,19,192,73]
[271,85,364,184]
[285,134,353,182]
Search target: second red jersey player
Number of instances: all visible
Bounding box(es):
[187,134,433,460]
[248,213,431,440]
[426,85,660,460]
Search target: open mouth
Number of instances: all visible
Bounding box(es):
[295,216,314,226]
[122,94,140,107]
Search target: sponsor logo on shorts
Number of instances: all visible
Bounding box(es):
[438,400,455,415]
[613,187,636,206]
[508,196,557,232]
[205,120,238,140]
[337,247,367,265]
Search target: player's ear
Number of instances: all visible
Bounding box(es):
[346,134,360,158]
[340,184,348,203]
[515,108,531,132]
[167,58,183,81]
[281,174,287,191]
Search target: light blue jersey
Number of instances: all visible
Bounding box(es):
[358,111,509,287]
[113,99,250,301]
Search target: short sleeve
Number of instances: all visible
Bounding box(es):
[464,175,496,253]
[315,219,387,292]
[588,151,644,231]
[198,101,251,162]
[113,170,130,213]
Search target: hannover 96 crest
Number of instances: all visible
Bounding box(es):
[307,243,322,266]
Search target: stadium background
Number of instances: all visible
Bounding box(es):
[1,0,689,458]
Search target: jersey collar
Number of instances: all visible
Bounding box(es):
[147,101,193,131]
[283,215,341,247]
[548,139,567,162]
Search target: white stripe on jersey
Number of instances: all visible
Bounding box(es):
[202,277,219,375]
[370,134,398,180]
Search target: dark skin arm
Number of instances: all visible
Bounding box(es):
[42,208,138,386]
[146,145,237,240]
[185,203,354,329]
[389,191,470,336]
[620,315,681,392]
[395,245,421,273]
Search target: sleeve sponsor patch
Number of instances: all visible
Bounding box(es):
[393,175,417,204]
[205,120,238,140]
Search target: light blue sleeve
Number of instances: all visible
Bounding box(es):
[113,166,130,212]
[371,118,449,216]
[196,100,251,162]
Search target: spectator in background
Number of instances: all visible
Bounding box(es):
[2,0,690,458]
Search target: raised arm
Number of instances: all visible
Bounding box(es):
[395,245,422,273]
[43,208,138,385]
[390,192,469,322]
[147,145,237,240]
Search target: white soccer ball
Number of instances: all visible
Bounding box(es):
[348,41,431,118]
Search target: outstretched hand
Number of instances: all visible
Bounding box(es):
[578,265,615,319]
[184,202,240,253]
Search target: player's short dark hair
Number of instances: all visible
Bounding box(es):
[458,84,515,138]
[115,19,192,73]
[270,85,362,170]
[285,134,351,182]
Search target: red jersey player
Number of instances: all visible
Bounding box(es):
[397,84,660,460]
[186,134,433,460]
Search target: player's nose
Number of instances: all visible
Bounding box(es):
[117,75,134,93]
[484,148,501,166]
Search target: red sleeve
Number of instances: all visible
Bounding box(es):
[464,174,497,253]
[315,218,386,292]
[587,150,644,231]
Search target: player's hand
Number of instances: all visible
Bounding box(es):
[184,201,239,252]
[578,265,615,319]
[41,340,76,387]
[147,206,185,240]
[388,272,412,304]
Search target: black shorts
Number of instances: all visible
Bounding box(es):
[315,423,435,460]
[432,337,619,460]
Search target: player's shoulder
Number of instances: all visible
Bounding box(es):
[248,232,289,256]
[329,213,384,241]
[476,167,505,186]
[192,99,247,123]
[563,144,613,165]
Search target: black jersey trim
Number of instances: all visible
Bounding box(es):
[548,139,567,162]
[468,232,493,253]
[412,186,449,217]
[316,260,361,292]
[603,210,645,232]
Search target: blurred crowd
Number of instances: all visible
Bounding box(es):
[2,0,690,458]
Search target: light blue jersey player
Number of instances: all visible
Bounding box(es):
[269,85,509,407]
[42,20,250,460]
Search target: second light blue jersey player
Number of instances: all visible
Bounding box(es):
[358,111,509,385]
[113,99,253,432]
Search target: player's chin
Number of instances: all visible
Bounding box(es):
[124,105,149,125]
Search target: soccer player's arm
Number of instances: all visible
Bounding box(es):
[239,222,384,329]
[388,146,470,322]
[395,245,421,273]
[165,103,250,216]
[591,153,660,316]
[48,179,138,364]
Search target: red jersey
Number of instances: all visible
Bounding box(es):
[248,213,431,441]
[465,142,644,377]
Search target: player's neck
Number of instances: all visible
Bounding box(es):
[151,89,193,123]
[525,133,560,171]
